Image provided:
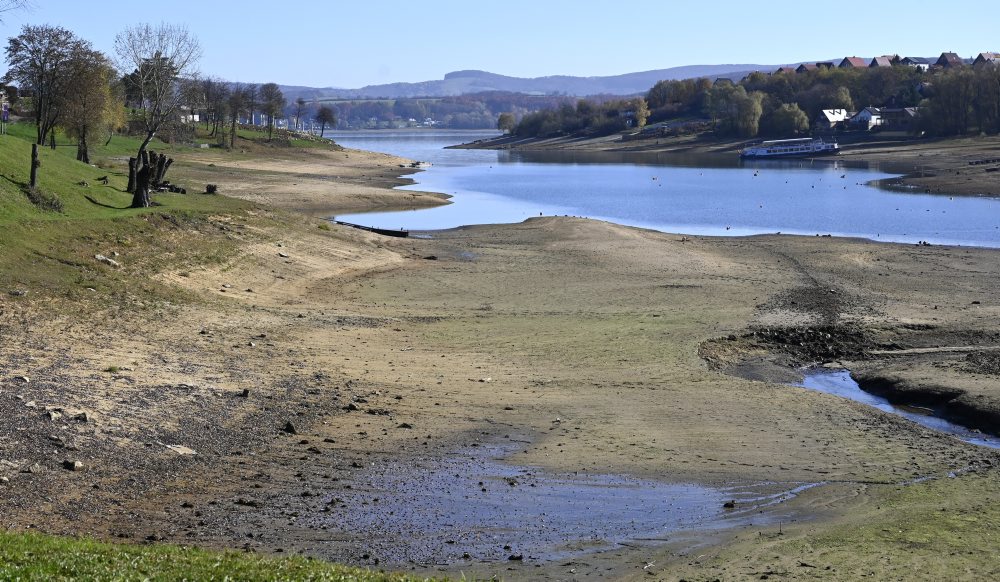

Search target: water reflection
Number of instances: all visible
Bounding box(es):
[330,131,1000,247]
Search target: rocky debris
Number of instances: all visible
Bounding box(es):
[282,421,298,435]
[63,460,84,471]
[7,289,27,297]
[94,254,122,268]
[163,444,197,456]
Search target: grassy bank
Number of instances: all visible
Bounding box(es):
[0,531,424,581]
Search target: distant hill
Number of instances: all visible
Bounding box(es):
[281,65,771,101]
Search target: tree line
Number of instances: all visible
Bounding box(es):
[507,62,1000,139]
[1,21,345,208]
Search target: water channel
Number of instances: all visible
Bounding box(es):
[800,369,1000,449]
[332,130,1000,247]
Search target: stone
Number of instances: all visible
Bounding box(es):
[94,254,122,268]
[63,460,84,471]
[283,421,298,434]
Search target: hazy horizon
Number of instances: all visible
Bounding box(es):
[1,0,995,88]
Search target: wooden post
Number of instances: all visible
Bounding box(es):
[29,143,38,188]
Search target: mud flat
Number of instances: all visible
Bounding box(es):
[3,139,1000,580]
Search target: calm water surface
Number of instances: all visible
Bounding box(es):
[332,130,1000,247]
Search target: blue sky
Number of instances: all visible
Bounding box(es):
[1,1,995,88]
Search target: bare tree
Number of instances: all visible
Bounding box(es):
[245,83,258,125]
[3,25,89,145]
[227,82,246,148]
[0,0,30,19]
[113,23,200,207]
[293,96,306,131]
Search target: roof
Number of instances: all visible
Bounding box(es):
[870,56,893,67]
[839,56,868,68]
[937,52,965,67]
[901,56,931,65]
[775,66,797,74]
[816,62,836,68]
[820,109,850,121]
[974,52,1000,65]
[797,63,818,72]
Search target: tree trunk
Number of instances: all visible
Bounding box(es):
[319,121,326,138]
[76,127,89,164]
[49,131,56,150]
[131,153,151,208]
[127,158,137,193]
[29,143,39,188]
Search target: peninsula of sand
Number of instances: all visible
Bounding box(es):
[2,132,999,581]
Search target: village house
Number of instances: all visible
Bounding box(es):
[880,107,920,132]
[796,63,818,74]
[775,66,797,74]
[816,62,836,70]
[839,56,868,68]
[816,109,851,129]
[900,56,931,71]
[973,52,1000,67]
[849,107,882,130]
[870,56,894,68]
[936,52,965,68]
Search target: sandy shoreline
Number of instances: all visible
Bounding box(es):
[3,136,1000,580]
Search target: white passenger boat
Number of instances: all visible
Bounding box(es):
[739,138,839,159]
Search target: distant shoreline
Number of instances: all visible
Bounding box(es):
[457,132,1000,197]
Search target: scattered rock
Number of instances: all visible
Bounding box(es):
[423,255,438,260]
[508,554,524,561]
[397,422,413,429]
[7,289,27,297]
[278,252,290,258]
[94,254,122,268]
[164,444,197,456]
[62,460,84,472]
[282,421,298,435]
[343,403,360,412]
[240,389,250,398]
[723,500,736,509]
[20,463,42,474]
[14,376,29,383]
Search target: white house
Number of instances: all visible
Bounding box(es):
[818,109,850,128]
[849,107,882,130]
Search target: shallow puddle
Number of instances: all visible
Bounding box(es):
[313,444,818,566]
[800,369,1000,449]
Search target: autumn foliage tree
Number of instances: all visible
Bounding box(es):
[3,25,90,145]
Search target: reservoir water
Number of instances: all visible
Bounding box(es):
[332,130,1000,247]
[801,370,1000,449]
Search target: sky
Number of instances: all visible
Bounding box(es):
[1,0,997,89]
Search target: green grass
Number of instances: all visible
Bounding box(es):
[0,531,429,581]
[0,122,256,307]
